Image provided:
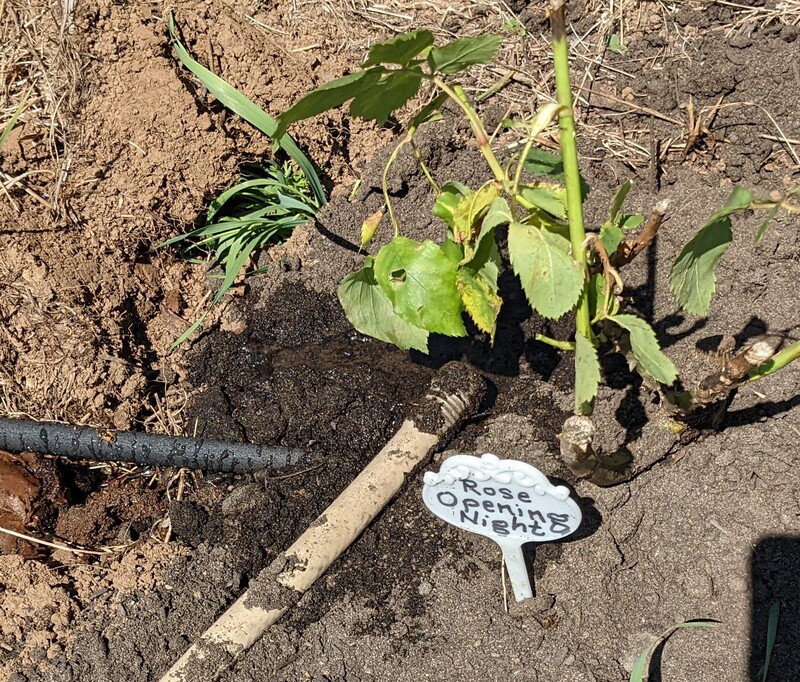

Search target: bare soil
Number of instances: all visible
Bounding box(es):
[1,1,799,681]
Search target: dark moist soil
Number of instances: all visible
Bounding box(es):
[1,1,799,681]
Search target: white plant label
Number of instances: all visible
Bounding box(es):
[422,453,582,602]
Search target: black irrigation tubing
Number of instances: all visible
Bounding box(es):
[0,417,309,474]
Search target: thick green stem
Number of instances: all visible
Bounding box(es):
[550,0,593,415]
[748,340,800,382]
[434,78,506,183]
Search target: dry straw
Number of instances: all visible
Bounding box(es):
[0,0,83,213]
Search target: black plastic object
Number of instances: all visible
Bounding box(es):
[0,417,308,473]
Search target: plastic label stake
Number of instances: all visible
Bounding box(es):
[422,453,582,602]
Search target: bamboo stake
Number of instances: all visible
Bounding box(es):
[160,362,485,682]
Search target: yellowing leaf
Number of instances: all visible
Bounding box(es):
[451,184,500,246]
[457,236,502,341]
[359,209,384,250]
[434,181,470,228]
[457,267,502,341]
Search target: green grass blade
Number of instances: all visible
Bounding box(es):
[275,192,318,214]
[0,87,33,152]
[158,222,240,247]
[630,620,718,682]
[758,601,780,681]
[167,13,326,206]
[205,215,286,230]
[277,181,319,204]
[172,310,212,348]
[208,178,278,220]
[213,235,260,305]
[237,206,289,220]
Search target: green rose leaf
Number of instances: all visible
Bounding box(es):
[520,184,568,219]
[434,181,470,228]
[575,332,601,414]
[338,257,429,352]
[670,186,753,316]
[481,196,513,232]
[374,237,466,337]
[275,69,381,139]
[608,314,678,385]
[508,221,584,319]
[466,197,511,266]
[524,149,590,201]
[362,30,434,67]
[441,235,464,264]
[410,93,448,129]
[587,273,607,320]
[620,214,644,231]
[350,68,424,123]
[599,223,624,256]
[427,35,503,75]
[608,179,633,222]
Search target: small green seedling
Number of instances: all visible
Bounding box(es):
[608,34,628,54]
[758,601,780,681]
[160,161,319,344]
[0,87,32,153]
[163,14,326,344]
[630,619,718,682]
[500,20,527,37]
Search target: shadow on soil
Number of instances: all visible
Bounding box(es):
[749,535,800,681]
